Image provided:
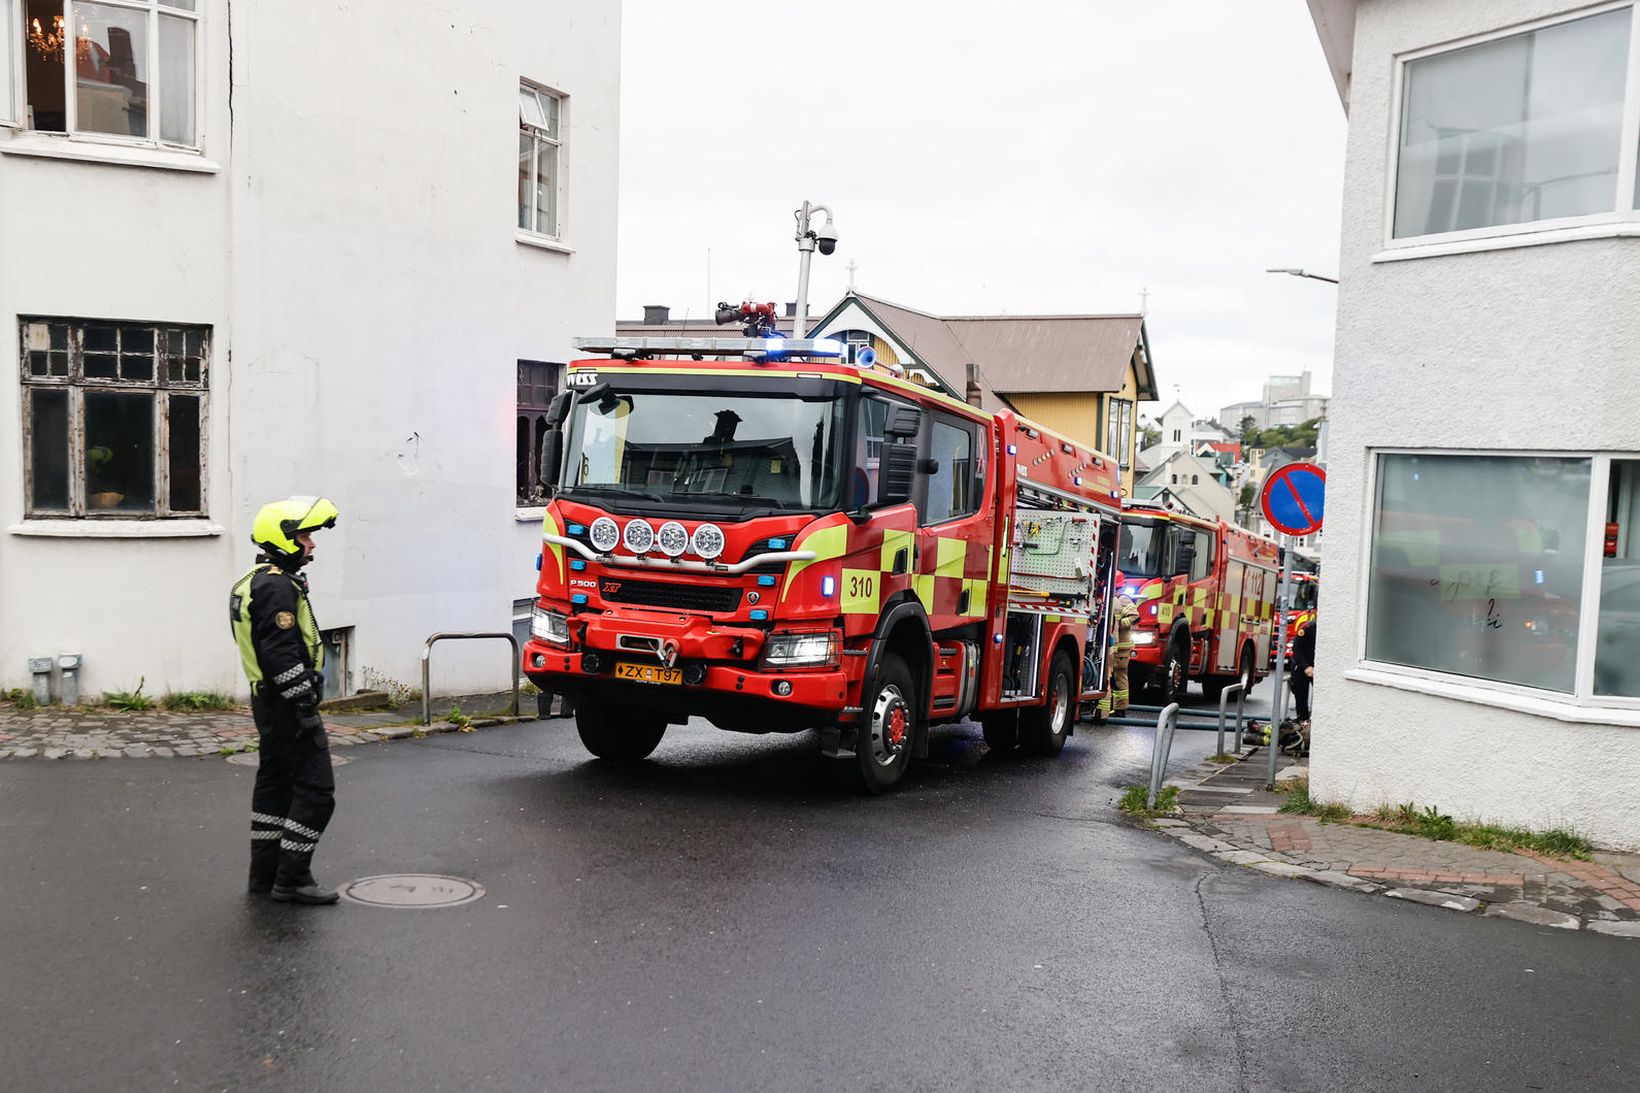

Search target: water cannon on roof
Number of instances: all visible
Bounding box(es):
[715,300,782,338]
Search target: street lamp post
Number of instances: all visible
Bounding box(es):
[1265,267,1339,284]
[792,201,838,338]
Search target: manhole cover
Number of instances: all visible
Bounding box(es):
[341,874,485,908]
[226,752,349,767]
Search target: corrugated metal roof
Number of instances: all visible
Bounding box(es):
[947,314,1146,395]
[847,293,1153,405]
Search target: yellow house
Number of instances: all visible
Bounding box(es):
[808,292,1160,493]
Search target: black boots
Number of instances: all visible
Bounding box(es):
[248,842,280,894]
[270,850,340,905]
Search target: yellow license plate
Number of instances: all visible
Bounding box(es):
[615,663,682,685]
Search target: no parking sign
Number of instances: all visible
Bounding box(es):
[1260,462,1326,537]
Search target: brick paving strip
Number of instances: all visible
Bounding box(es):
[1141,748,1640,939]
[0,696,541,761]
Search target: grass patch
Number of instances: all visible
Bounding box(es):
[1206,751,1239,765]
[1277,779,1351,822]
[1,687,37,710]
[104,678,155,713]
[1118,783,1180,817]
[218,741,258,757]
[162,691,235,712]
[1280,780,1593,860]
[444,704,476,733]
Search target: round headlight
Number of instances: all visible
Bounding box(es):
[588,517,619,553]
[656,521,689,558]
[691,522,725,560]
[623,518,655,554]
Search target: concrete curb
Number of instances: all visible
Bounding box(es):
[1139,750,1638,939]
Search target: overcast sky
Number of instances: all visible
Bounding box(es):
[616,2,1346,424]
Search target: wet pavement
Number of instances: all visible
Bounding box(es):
[3,708,1639,1091]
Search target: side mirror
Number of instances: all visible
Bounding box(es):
[884,404,922,439]
[538,428,563,496]
[548,391,572,426]
[880,444,920,505]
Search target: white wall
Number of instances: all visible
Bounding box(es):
[1312,0,1640,848]
[0,1,620,700]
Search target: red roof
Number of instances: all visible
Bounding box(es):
[1201,442,1240,455]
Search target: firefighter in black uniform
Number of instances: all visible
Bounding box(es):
[230,496,341,904]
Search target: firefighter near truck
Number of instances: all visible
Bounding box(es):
[519,330,1126,793]
[1115,503,1280,705]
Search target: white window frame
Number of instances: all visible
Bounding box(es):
[1383,1,1640,254]
[1354,447,1640,718]
[517,79,565,243]
[2,0,18,125]
[5,0,202,150]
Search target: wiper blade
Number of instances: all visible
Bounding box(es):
[563,484,666,504]
[681,491,788,510]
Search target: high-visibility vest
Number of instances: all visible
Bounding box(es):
[229,564,324,685]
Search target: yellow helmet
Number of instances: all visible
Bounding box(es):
[252,495,339,563]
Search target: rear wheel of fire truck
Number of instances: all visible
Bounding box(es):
[575,702,667,762]
[856,654,916,794]
[1021,651,1075,757]
[1159,634,1190,707]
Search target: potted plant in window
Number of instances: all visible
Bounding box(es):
[86,445,124,509]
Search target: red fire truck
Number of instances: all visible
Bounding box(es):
[1272,567,1319,667]
[1115,503,1281,704]
[520,334,1125,792]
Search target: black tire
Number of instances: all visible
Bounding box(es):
[981,711,1019,752]
[1159,634,1190,707]
[575,701,666,761]
[1021,651,1076,757]
[856,653,917,794]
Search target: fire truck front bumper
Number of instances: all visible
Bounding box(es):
[521,614,851,732]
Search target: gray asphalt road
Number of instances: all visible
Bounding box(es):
[2,712,1636,1092]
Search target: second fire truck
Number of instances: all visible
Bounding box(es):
[1116,502,1281,704]
[520,333,1125,792]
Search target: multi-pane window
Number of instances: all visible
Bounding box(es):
[516,360,560,504]
[1364,452,1640,705]
[20,317,207,517]
[1105,397,1132,466]
[1393,5,1637,241]
[518,82,563,238]
[12,0,198,144]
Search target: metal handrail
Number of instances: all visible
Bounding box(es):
[1147,702,1181,810]
[1217,681,1248,757]
[421,632,521,726]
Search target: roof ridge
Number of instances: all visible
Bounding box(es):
[944,313,1144,322]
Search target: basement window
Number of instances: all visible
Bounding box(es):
[19,316,208,518]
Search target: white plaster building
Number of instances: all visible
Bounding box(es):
[0,1,621,702]
[1220,370,1331,432]
[1307,0,1640,848]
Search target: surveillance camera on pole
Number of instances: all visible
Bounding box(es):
[792,200,837,339]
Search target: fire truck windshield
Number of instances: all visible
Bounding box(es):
[1118,521,1166,578]
[1292,577,1319,611]
[560,381,848,514]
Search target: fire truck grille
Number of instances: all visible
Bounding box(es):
[600,579,743,613]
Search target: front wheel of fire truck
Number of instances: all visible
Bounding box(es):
[1021,651,1075,757]
[575,702,667,762]
[855,654,917,794]
[1159,634,1190,707]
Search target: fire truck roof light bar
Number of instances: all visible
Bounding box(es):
[544,533,816,574]
[572,336,845,360]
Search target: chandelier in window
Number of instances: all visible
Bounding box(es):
[28,15,65,57]
[28,14,94,61]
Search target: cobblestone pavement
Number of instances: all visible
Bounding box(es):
[0,696,536,760]
[1150,749,1640,939]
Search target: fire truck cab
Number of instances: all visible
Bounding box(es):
[520,335,1125,793]
[1116,503,1280,704]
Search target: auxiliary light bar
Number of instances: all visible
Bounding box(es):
[572,336,845,360]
